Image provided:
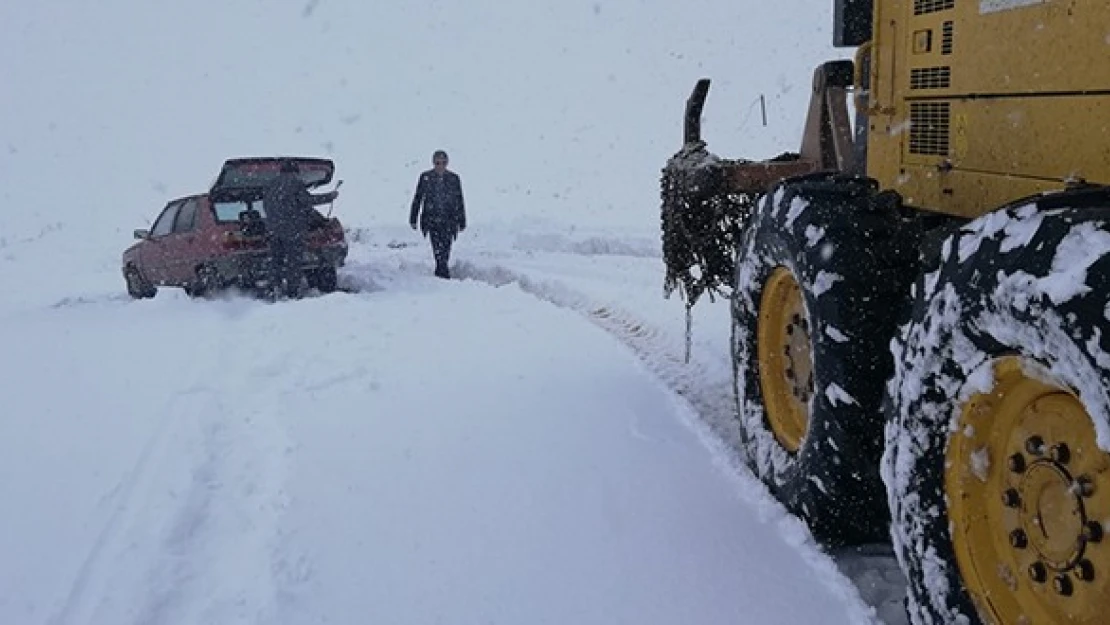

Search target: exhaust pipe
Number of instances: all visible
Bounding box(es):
[684,79,711,145]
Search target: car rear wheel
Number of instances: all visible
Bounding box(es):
[307,266,338,293]
[185,264,221,298]
[124,265,156,299]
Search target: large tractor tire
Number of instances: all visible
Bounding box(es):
[884,188,1110,625]
[732,173,920,546]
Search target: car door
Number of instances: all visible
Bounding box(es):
[164,198,201,284]
[141,200,183,284]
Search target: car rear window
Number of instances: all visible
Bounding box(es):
[220,167,330,189]
[213,200,266,222]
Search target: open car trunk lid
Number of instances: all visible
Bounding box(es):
[210,157,334,198]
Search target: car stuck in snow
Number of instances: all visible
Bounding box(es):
[122,157,347,299]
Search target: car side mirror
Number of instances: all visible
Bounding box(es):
[134,229,151,240]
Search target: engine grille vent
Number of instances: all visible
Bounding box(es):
[910,102,951,156]
[911,66,952,90]
[941,21,954,54]
[915,0,956,15]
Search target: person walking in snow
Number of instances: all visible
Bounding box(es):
[263,160,339,298]
[409,150,466,279]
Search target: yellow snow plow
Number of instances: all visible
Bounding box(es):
[661,2,1110,623]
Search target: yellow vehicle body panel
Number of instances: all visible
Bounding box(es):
[866,0,1110,217]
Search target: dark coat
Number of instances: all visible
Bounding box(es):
[409,169,466,236]
[262,172,337,241]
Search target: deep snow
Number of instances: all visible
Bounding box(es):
[0,225,906,624]
[1,239,877,624]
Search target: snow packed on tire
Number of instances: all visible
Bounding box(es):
[883,196,1110,624]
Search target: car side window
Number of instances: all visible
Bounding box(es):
[173,199,198,233]
[151,201,182,237]
[212,200,256,222]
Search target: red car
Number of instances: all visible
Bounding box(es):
[122,157,347,299]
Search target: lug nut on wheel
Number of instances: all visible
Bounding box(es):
[1029,561,1048,583]
[1009,529,1028,549]
[1076,476,1096,498]
[1085,521,1104,543]
[1075,559,1095,582]
[1053,574,1074,596]
[1025,435,1045,456]
[1050,443,1071,464]
[1007,453,1026,474]
[1002,488,1022,508]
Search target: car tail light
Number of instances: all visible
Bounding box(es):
[328,219,346,242]
[223,231,265,250]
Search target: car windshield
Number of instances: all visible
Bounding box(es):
[212,200,265,222]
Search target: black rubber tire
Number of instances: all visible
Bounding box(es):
[186,264,221,298]
[307,266,338,293]
[124,265,156,299]
[731,172,920,546]
[883,188,1110,625]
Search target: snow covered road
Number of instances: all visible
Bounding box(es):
[1,240,881,624]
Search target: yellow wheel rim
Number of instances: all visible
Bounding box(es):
[947,356,1110,624]
[756,266,813,453]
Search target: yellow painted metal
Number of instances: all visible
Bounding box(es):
[894,167,1059,219]
[865,0,1110,218]
[947,357,1110,624]
[756,267,813,453]
[864,0,908,195]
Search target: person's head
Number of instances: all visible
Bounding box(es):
[432,150,448,173]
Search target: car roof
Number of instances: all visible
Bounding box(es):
[164,193,207,206]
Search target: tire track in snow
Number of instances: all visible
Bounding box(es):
[131,347,299,625]
[49,328,298,624]
[133,394,293,625]
[402,258,746,461]
[133,408,228,623]
[47,386,214,625]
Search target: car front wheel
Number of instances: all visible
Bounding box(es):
[124,265,156,299]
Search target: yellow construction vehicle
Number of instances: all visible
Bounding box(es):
[660,1,1110,623]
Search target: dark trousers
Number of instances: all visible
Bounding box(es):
[429,229,454,278]
[269,234,305,297]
